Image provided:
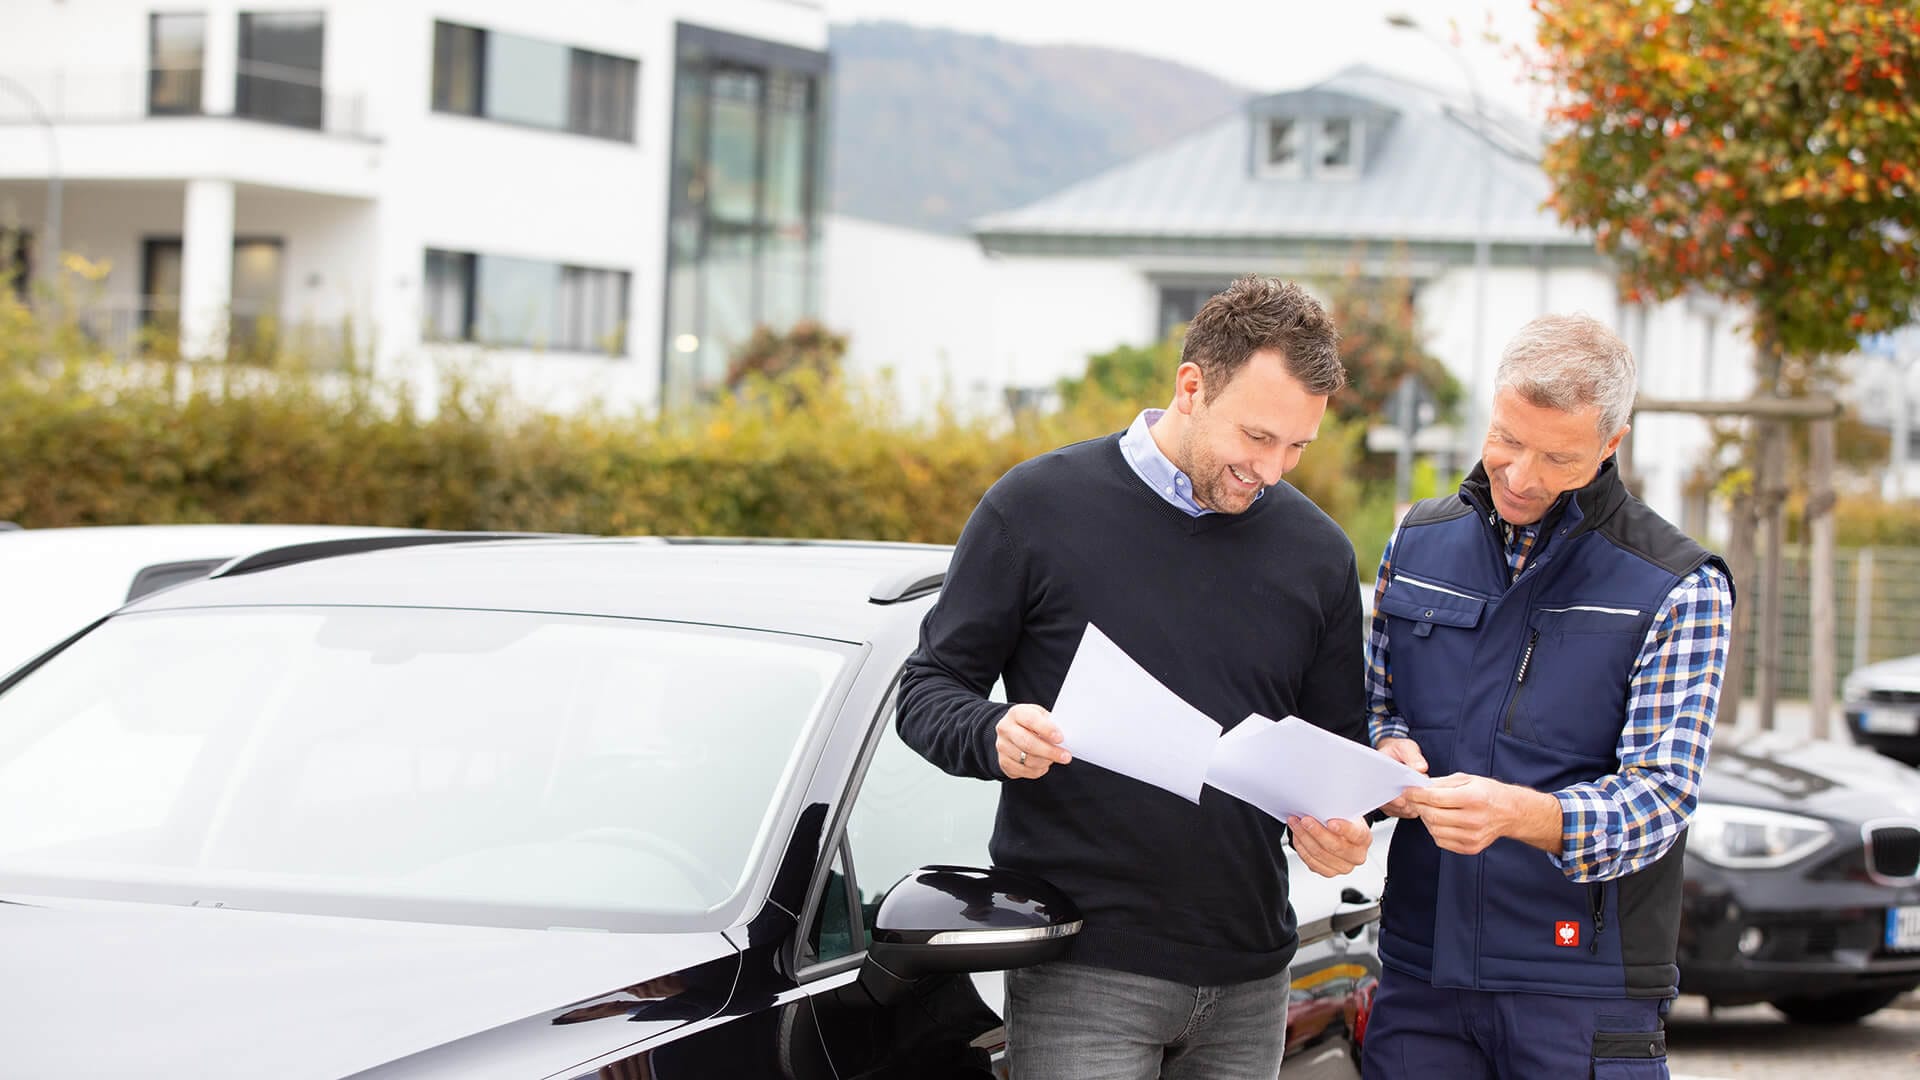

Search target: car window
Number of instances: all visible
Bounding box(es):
[840,705,999,941]
[0,606,850,928]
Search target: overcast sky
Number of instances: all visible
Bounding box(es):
[821,0,1548,119]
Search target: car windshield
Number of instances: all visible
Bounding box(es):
[0,606,849,929]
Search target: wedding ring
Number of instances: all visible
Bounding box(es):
[1018,749,1028,766]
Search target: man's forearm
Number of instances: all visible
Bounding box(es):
[1501,783,1566,854]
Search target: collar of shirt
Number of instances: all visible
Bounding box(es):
[1118,409,1264,517]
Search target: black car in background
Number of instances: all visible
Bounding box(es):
[1680,735,1920,1023]
[0,535,1380,1078]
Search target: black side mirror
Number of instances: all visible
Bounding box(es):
[855,865,1081,1005]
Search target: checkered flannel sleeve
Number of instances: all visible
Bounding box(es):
[1365,530,1408,747]
[1551,563,1732,882]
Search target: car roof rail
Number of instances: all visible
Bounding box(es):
[869,567,946,605]
[212,532,547,579]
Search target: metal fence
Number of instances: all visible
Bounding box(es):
[1738,546,1920,698]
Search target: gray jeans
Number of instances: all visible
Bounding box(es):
[1004,960,1292,1080]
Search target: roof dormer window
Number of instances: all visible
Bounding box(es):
[1319,116,1360,176]
[1255,112,1365,179]
[1262,118,1304,178]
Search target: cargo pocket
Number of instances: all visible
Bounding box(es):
[1590,1029,1668,1079]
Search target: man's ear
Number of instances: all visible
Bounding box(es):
[1602,423,1630,460]
[1172,362,1205,414]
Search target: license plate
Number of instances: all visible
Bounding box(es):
[1860,708,1920,736]
[1888,906,1920,951]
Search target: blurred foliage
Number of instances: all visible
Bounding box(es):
[1785,494,1920,547]
[724,319,848,389]
[0,294,1364,546]
[1534,0,1920,372]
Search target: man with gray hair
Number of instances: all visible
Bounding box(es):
[1359,314,1733,1079]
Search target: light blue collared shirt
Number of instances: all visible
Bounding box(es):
[1117,409,1263,517]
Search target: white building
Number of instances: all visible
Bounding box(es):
[834,66,1759,528]
[0,0,828,411]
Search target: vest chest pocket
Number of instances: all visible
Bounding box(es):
[1378,574,1487,638]
[1503,604,1648,762]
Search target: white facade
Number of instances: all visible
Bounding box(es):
[0,0,827,412]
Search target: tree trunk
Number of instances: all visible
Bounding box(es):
[1808,418,1837,739]
[1756,418,1788,732]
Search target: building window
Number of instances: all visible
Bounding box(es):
[423,249,475,342]
[431,22,484,117]
[570,49,638,141]
[423,248,628,356]
[429,21,637,142]
[1320,116,1360,175]
[663,24,828,405]
[1156,282,1236,339]
[1263,117,1302,176]
[139,236,284,351]
[2,229,30,303]
[236,11,325,130]
[148,13,206,115]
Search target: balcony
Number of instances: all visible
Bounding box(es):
[4,63,372,139]
[0,64,380,198]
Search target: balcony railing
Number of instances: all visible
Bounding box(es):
[0,65,373,139]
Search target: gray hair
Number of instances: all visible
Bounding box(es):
[1494,314,1637,435]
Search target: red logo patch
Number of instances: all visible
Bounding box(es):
[1555,921,1581,948]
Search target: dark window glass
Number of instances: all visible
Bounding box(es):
[236,11,325,129]
[423,249,475,342]
[149,13,206,115]
[229,238,283,351]
[568,49,637,141]
[431,22,484,117]
[3,229,30,302]
[807,845,857,963]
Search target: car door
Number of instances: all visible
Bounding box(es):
[796,685,1007,1079]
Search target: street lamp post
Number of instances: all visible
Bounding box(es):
[1388,13,1493,465]
[0,74,61,292]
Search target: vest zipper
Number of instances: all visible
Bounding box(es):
[1589,883,1606,955]
[1501,630,1540,734]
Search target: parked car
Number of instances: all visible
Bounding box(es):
[0,523,424,675]
[1843,653,1920,766]
[0,534,1381,1078]
[1679,733,1920,1022]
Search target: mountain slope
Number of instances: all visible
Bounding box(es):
[829,21,1248,234]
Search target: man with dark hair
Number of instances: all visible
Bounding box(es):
[1361,314,1733,1079]
[899,275,1372,1079]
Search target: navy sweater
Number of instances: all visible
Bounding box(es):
[897,433,1367,985]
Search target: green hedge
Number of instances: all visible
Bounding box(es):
[0,335,1365,546]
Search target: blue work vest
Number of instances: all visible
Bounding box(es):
[1376,461,1727,999]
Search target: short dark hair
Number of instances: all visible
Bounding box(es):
[1181,275,1345,399]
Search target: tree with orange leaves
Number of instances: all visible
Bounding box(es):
[1533,0,1919,377]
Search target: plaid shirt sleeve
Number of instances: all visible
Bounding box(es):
[1550,563,1732,882]
[1365,529,1409,747]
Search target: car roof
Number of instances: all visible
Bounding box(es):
[0,524,425,672]
[121,536,955,644]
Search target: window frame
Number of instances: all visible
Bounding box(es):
[428,20,638,144]
[147,11,207,116]
[234,9,327,130]
[1259,116,1304,178]
[791,676,903,979]
[1317,116,1363,178]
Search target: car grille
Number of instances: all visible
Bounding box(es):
[1867,688,1920,706]
[1865,824,1920,883]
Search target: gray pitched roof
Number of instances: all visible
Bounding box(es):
[973,65,1589,252]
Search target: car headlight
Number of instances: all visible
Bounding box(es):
[1690,804,1833,869]
[1842,672,1868,703]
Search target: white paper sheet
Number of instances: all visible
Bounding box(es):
[1045,623,1429,820]
[1046,624,1223,802]
[1206,714,1431,825]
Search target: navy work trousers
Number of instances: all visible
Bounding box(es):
[1361,966,1671,1079]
